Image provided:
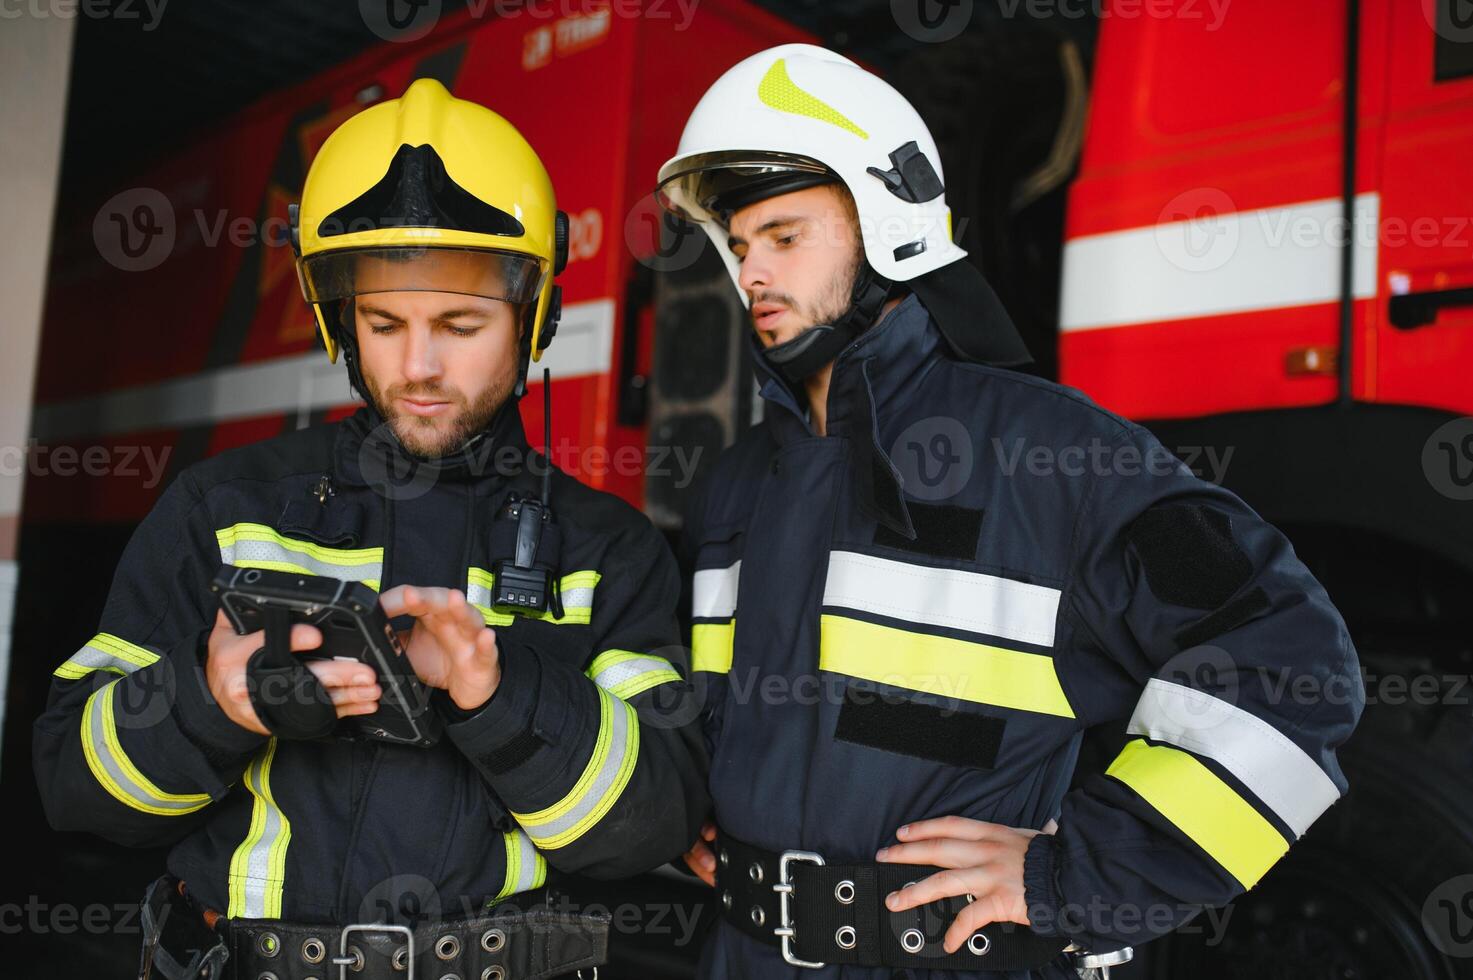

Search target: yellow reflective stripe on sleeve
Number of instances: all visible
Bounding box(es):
[586,650,682,700]
[1127,679,1341,838]
[1106,738,1289,890]
[818,614,1074,718]
[55,632,161,680]
[691,622,734,674]
[228,738,291,919]
[217,523,383,590]
[494,829,548,902]
[511,687,639,850]
[81,679,211,815]
[465,568,600,626]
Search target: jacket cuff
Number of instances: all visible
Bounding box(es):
[442,640,546,774]
[168,629,268,766]
[1023,833,1066,937]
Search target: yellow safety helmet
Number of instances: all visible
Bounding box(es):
[291,78,568,374]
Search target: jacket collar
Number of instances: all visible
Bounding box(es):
[753,294,944,539]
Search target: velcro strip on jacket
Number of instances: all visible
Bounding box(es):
[834,686,1006,769]
[1176,586,1271,649]
[1126,503,1252,610]
[873,502,984,562]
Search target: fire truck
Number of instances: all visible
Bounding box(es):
[1052,3,1473,976]
[13,0,1473,976]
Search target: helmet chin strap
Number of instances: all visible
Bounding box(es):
[759,262,895,386]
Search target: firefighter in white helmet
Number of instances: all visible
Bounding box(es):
[659,43,1360,980]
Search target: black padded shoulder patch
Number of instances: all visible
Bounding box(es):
[1127,502,1252,609]
[874,502,983,561]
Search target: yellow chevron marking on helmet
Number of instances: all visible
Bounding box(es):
[757,59,868,140]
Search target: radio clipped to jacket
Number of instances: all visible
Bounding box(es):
[488,368,564,620]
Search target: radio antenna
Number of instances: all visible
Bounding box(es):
[541,367,552,506]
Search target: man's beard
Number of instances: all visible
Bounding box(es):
[363,372,513,459]
[751,247,862,346]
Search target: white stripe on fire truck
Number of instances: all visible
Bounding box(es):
[1059,194,1379,332]
[31,299,616,441]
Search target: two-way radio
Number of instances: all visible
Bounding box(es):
[488,367,564,619]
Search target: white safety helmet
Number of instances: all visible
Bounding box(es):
[656,43,965,304]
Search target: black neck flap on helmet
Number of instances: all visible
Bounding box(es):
[910,258,1034,369]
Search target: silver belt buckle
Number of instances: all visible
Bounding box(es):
[335,922,414,980]
[773,849,826,969]
[1068,944,1133,979]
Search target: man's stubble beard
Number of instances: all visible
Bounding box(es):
[755,243,863,346]
[364,370,515,459]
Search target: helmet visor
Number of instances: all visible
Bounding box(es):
[656,152,834,224]
[299,247,544,305]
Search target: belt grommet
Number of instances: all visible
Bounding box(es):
[256,931,281,957]
[346,945,365,971]
[834,880,855,905]
[481,928,506,953]
[256,973,278,980]
[438,975,461,980]
[967,932,992,956]
[901,928,925,953]
[721,890,733,911]
[392,945,410,970]
[750,905,766,928]
[483,967,507,980]
[301,937,325,964]
[718,847,729,868]
[436,934,461,960]
[748,861,764,884]
[835,925,857,950]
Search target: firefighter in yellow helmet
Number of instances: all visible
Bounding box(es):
[34,78,707,978]
[292,76,570,442]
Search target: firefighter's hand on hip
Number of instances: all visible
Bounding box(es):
[379,585,501,711]
[205,610,382,736]
[682,820,719,886]
[876,815,1057,952]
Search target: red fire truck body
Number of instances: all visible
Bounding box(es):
[29,0,809,525]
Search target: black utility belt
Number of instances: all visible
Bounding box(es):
[714,835,1069,972]
[138,877,607,980]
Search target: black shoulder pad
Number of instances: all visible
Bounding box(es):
[1126,502,1252,610]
